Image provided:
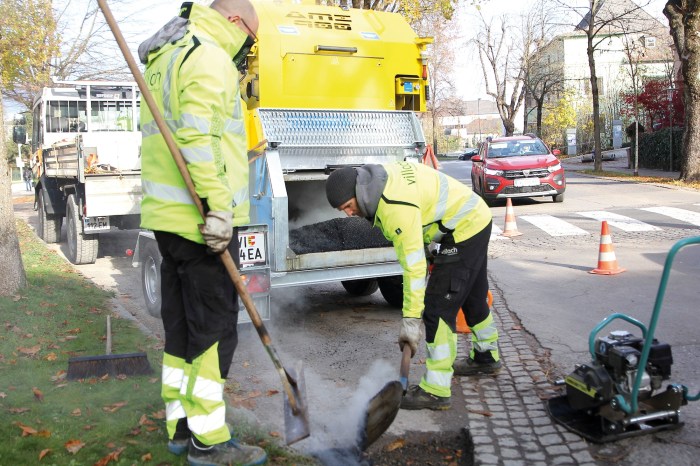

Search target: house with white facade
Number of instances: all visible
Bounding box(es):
[440,99,503,148]
[524,0,675,148]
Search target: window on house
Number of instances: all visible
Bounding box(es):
[645,36,656,47]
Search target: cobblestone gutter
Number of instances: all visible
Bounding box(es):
[457,277,598,466]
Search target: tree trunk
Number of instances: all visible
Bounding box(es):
[0,102,28,295]
[665,1,700,181]
[588,34,603,171]
[503,119,515,137]
[680,6,700,181]
[536,100,544,137]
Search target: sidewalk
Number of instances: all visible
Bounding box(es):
[562,148,681,179]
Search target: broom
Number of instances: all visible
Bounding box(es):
[67,315,153,380]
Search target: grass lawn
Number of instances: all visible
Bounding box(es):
[1,220,315,465]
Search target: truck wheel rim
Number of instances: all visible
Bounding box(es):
[144,257,158,305]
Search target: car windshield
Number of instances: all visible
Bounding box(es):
[488,140,549,158]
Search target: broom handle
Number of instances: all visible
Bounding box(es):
[96,0,301,414]
[106,315,112,355]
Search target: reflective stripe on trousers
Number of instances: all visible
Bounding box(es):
[469,312,500,362]
[161,344,231,445]
[419,318,457,398]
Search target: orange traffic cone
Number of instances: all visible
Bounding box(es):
[422,146,441,170]
[455,291,493,334]
[500,198,522,237]
[590,221,625,275]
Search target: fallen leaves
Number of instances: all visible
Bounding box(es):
[385,438,406,451]
[467,408,493,417]
[32,387,44,402]
[14,421,51,438]
[229,390,262,409]
[9,407,30,414]
[94,446,125,465]
[38,449,51,460]
[64,439,85,454]
[17,345,42,357]
[102,401,128,413]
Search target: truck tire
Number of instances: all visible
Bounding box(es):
[37,190,62,243]
[378,275,403,308]
[141,240,162,318]
[66,194,98,265]
[341,279,379,296]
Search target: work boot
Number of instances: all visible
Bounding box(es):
[453,357,502,376]
[168,418,191,455]
[400,385,450,411]
[188,437,267,466]
[168,434,190,455]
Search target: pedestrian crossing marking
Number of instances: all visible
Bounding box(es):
[641,206,700,227]
[519,214,589,237]
[577,211,661,232]
[490,223,508,240]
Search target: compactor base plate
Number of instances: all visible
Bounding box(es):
[546,395,683,443]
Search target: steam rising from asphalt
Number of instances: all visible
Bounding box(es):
[304,359,397,465]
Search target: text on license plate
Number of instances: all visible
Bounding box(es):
[514,177,540,187]
[239,232,266,267]
[83,216,110,231]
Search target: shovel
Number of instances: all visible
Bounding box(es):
[357,345,413,451]
[96,0,310,445]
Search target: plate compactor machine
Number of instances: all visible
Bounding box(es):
[547,236,700,443]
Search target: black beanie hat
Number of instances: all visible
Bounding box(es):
[326,167,358,208]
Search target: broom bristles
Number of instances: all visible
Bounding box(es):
[67,352,153,380]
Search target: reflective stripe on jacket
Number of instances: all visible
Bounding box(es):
[140,4,250,242]
[374,162,492,318]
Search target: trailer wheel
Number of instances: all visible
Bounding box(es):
[141,241,162,318]
[378,275,403,308]
[37,190,62,243]
[341,279,379,296]
[66,194,98,265]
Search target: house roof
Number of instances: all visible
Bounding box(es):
[575,0,665,34]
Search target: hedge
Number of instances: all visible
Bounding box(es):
[630,127,684,172]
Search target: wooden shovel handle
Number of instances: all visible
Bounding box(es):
[399,345,412,392]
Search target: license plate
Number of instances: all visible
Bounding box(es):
[83,216,110,231]
[514,177,540,187]
[238,232,266,267]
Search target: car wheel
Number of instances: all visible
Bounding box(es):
[553,193,565,203]
[66,194,98,265]
[378,275,403,308]
[341,279,379,296]
[37,190,62,243]
[141,240,162,318]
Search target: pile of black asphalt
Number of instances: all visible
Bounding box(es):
[289,217,391,254]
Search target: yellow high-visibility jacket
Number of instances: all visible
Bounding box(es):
[139,4,250,242]
[359,162,492,318]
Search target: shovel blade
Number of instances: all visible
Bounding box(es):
[283,360,310,445]
[357,380,403,451]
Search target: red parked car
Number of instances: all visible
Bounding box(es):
[470,135,565,204]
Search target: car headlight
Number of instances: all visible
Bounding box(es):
[484,167,504,176]
[548,163,562,173]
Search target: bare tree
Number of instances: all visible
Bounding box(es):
[473,9,538,136]
[553,0,655,171]
[664,0,700,182]
[411,7,462,154]
[523,0,567,136]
